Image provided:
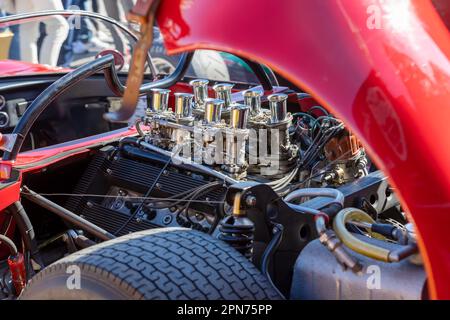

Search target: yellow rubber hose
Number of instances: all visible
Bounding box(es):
[333,208,391,262]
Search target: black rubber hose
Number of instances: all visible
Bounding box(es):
[0,234,18,256]
[7,201,43,267]
[104,51,194,97]
[3,52,194,161]
[3,55,116,161]
[179,181,223,225]
[321,203,344,219]
[259,223,285,299]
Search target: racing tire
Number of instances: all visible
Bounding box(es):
[191,50,230,81]
[19,228,282,300]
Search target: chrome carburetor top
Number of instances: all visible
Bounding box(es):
[243,91,299,178]
[221,103,251,179]
[142,82,298,180]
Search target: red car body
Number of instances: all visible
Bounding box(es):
[0,60,68,76]
[0,0,449,299]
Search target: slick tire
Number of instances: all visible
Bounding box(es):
[20,228,282,300]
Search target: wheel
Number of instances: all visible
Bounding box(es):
[191,50,230,81]
[20,228,282,300]
[152,57,177,75]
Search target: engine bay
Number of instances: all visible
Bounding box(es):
[0,72,427,300]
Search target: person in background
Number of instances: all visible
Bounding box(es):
[59,0,99,66]
[0,0,20,60]
[15,0,69,66]
[92,0,136,67]
[63,0,111,58]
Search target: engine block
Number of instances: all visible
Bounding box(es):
[65,146,226,236]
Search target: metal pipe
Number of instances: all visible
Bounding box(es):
[150,88,171,113]
[230,104,250,129]
[287,203,322,215]
[243,89,263,116]
[268,94,288,123]
[3,52,194,161]
[284,188,344,206]
[259,223,285,299]
[104,52,194,122]
[388,244,418,262]
[21,187,115,241]
[204,98,224,124]
[174,93,194,119]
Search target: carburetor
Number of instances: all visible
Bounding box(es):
[195,97,250,179]
[144,88,175,149]
[143,80,251,179]
[142,80,299,180]
[243,89,299,178]
[189,79,235,121]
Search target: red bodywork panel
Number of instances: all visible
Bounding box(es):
[0,60,69,76]
[155,0,450,299]
[0,127,137,209]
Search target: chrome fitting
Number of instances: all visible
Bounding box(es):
[174,92,194,119]
[243,89,262,116]
[213,83,234,110]
[268,93,288,124]
[150,88,171,113]
[204,98,224,124]
[230,104,250,129]
[189,79,209,109]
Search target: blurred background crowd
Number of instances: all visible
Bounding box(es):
[0,0,259,83]
[0,0,136,67]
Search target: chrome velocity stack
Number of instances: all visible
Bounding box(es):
[149,88,171,114]
[243,89,263,117]
[268,93,288,124]
[174,92,194,125]
[190,79,209,107]
[204,98,224,125]
[212,83,234,120]
[222,104,250,179]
